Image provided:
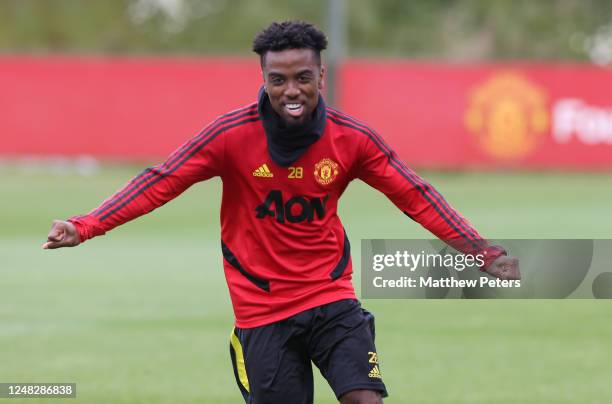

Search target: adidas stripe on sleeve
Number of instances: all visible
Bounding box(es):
[330,110,488,255]
[68,104,259,242]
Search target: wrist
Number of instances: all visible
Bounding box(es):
[67,215,106,243]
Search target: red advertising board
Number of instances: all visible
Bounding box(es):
[340,61,612,169]
[0,57,261,160]
[1,57,611,169]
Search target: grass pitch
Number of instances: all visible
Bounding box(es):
[1,166,612,403]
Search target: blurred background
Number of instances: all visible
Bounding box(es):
[1,1,612,403]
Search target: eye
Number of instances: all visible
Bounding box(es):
[298,75,312,83]
[270,76,284,85]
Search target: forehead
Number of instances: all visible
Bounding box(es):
[262,48,319,73]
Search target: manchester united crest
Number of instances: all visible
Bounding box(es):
[464,72,549,159]
[314,158,339,185]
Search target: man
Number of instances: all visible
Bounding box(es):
[44,21,519,404]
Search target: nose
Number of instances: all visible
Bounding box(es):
[284,81,300,98]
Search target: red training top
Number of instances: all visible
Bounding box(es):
[69,102,497,328]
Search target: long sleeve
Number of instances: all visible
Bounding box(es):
[355,127,490,256]
[68,119,227,243]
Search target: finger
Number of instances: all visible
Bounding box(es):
[47,221,66,240]
[47,229,64,242]
[47,220,66,238]
[508,260,520,279]
[503,267,520,280]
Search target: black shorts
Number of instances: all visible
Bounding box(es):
[229,299,388,403]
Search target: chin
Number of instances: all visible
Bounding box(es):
[283,115,307,127]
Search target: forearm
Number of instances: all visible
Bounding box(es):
[64,124,226,243]
[402,184,507,267]
[360,157,504,262]
[68,165,198,243]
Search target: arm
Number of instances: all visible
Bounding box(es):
[355,129,520,280]
[43,119,227,249]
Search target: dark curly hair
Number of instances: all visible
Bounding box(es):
[252,21,328,66]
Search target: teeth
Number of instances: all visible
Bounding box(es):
[286,104,301,110]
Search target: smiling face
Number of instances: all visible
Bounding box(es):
[262,48,324,126]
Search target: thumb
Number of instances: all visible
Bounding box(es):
[42,240,63,250]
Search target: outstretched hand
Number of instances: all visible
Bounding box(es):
[484,255,521,280]
[42,220,81,249]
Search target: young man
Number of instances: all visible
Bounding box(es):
[44,21,519,404]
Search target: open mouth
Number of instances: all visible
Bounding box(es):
[284,103,304,118]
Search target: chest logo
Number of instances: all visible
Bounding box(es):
[314,158,339,185]
[253,163,274,178]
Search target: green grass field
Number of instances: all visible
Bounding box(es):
[2,166,612,403]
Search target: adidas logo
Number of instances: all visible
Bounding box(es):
[252,164,274,178]
[368,365,382,379]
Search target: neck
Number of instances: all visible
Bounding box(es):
[257,87,327,167]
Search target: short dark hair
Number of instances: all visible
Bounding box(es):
[252,21,328,65]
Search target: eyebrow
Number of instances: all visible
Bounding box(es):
[267,68,315,77]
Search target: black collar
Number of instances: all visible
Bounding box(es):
[257,87,326,167]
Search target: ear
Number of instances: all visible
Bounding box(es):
[261,69,269,93]
[260,54,268,86]
[318,66,325,90]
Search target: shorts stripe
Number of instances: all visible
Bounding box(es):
[230,328,250,398]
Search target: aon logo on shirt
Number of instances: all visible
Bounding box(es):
[255,190,328,224]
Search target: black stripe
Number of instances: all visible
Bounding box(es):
[91,168,150,217]
[330,113,480,251]
[327,108,483,248]
[221,241,270,292]
[94,105,257,218]
[94,104,258,218]
[330,230,351,280]
[328,114,481,251]
[100,115,260,221]
[327,108,480,238]
[93,104,257,218]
